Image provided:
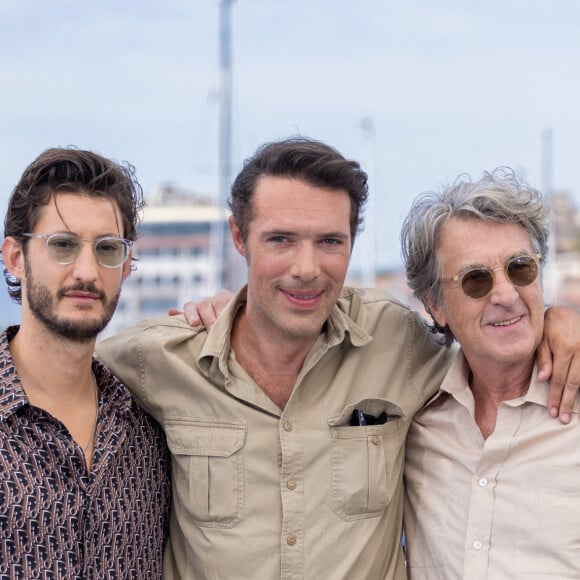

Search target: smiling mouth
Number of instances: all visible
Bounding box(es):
[288,293,320,300]
[491,316,522,327]
[283,287,324,300]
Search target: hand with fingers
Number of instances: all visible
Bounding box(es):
[169,289,234,331]
[537,305,580,423]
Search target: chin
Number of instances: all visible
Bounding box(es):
[492,347,535,366]
[43,314,112,342]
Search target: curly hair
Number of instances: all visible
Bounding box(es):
[3,147,145,303]
[400,167,550,345]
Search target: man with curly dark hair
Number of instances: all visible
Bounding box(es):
[0,148,170,578]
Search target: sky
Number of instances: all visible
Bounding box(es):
[1,0,580,323]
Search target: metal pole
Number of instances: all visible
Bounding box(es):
[209,0,235,292]
[360,117,376,288]
[219,0,234,208]
[542,128,554,197]
[541,127,558,302]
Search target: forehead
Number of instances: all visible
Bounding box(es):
[252,175,351,227]
[438,218,535,270]
[35,192,124,236]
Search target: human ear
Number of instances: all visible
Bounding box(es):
[425,297,447,329]
[121,249,133,282]
[229,216,246,257]
[1,237,25,280]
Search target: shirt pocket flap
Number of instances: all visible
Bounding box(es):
[165,419,246,458]
[327,398,405,428]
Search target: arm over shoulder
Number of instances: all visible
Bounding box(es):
[96,315,200,419]
[96,321,151,407]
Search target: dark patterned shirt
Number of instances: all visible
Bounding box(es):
[0,326,171,579]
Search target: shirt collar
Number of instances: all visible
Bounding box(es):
[437,348,580,413]
[198,285,373,378]
[0,326,30,421]
[0,326,134,422]
[92,357,134,414]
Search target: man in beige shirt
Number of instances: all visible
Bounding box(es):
[98,140,580,580]
[98,137,454,579]
[402,168,580,579]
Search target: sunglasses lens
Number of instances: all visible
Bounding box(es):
[95,238,129,267]
[461,268,493,299]
[46,235,80,264]
[507,256,538,286]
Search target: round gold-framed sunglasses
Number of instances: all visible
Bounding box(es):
[23,232,132,269]
[441,254,542,299]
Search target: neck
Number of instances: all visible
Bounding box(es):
[233,306,319,370]
[469,359,533,401]
[10,317,96,401]
[230,309,318,409]
[468,358,533,439]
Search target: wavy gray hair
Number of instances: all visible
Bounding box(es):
[400,167,551,345]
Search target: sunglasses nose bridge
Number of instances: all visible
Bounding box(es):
[484,262,523,303]
[54,238,99,266]
[491,263,510,282]
[72,239,102,267]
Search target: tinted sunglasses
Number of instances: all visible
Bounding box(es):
[23,232,132,268]
[442,254,542,299]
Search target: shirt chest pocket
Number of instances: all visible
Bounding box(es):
[165,419,246,528]
[515,465,580,575]
[327,399,406,521]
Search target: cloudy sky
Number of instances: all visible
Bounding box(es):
[1,0,579,322]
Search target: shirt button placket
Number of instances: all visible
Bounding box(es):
[280,413,304,579]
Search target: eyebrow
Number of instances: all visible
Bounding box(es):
[43,230,125,239]
[318,232,350,241]
[455,250,536,273]
[261,229,350,239]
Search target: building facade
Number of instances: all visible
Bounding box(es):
[104,188,233,337]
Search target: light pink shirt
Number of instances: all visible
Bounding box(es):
[404,349,580,580]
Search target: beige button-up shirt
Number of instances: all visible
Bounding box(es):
[97,287,450,580]
[404,349,580,580]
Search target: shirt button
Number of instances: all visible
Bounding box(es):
[287,535,297,546]
[287,480,297,491]
[479,478,488,487]
[283,422,293,432]
[371,435,381,446]
[473,540,482,550]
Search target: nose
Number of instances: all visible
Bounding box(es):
[488,267,519,306]
[290,242,321,282]
[71,241,99,282]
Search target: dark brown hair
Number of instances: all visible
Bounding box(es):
[3,147,145,302]
[229,137,368,246]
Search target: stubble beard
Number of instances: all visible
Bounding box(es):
[25,263,120,344]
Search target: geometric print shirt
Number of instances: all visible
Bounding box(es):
[0,326,171,579]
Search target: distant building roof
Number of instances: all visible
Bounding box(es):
[141,204,230,224]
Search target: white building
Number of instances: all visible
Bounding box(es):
[104,191,232,337]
